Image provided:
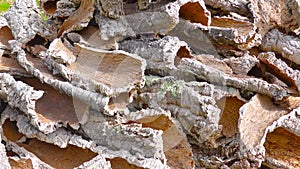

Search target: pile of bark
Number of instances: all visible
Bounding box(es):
[0,0,300,168]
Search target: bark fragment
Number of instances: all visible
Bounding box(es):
[223,53,258,75]
[258,52,300,92]
[261,29,300,65]
[124,109,195,169]
[168,19,219,56]
[76,26,119,50]
[2,118,98,169]
[95,0,124,19]
[119,36,188,71]
[178,58,289,100]
[2,105,170,169]
[0,126,10,169]
[204,0,251,18]
[4,0,53,46]
[249,0,300,35]
[209,16,258,45]
[82,122,168,168]
[179,1,211,26]
[95,13,135,41]
[53,0,76,18]
[10,40,111,126]
[0,16,14,48]
[238,94,290,166]
[264,127,300,169]
[139,76,241,146]
[48,38,76,65]
[123,0,187,35]
[57,0,94,37]
[239,94,289,148]
[75,155,112,169]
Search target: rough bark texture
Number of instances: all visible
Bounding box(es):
[4,0,53,46]
[261,29,300,65]
[1,0,300,168]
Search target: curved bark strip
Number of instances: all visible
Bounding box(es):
[57,0,94,37]
[178,58,289,100]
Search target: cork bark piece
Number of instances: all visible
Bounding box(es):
[209,16,257,45]
[57,0,94,37]
[264,127,300,169]
[249,0,300,35]
[124,109,195,169]
[2,119,98,169]
[179,0,211,26]
[258,52,300,92]
[261,29,300,65]
[4,0,53,46]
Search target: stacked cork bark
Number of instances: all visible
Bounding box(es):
[0,0,300,168]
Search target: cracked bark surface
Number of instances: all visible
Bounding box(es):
[1,0,300,168]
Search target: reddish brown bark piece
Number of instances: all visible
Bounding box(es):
[0,25,14,47]
[3,120,97,169]
[217,97,245,137]
[179,1,211,26]
[57,0,94,37]
[109,158,143,169]
[264,127,300,169]
[20,78,79,127]
[0,57,28,76]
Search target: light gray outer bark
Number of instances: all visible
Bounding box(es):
[178,58,289,100]
[0,73,47,130]
[74,155,112,169]
[10,40,110,112]
[82,122,169,169]
[2,106,169,169]
[53,0,76,18]
[258,52,300,92]
[4,0,53,46]
[224,53,259,75]
[204,0,251,18]
[139,76,240,145]
[119,36,187,70]
[95,13,135,41]
[248,0,300,35]
[95,0,124,19]
[261,29,300,65]
[0,125,11,169]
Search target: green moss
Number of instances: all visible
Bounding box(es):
[159,80,183,97]
[0,2,10,12]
